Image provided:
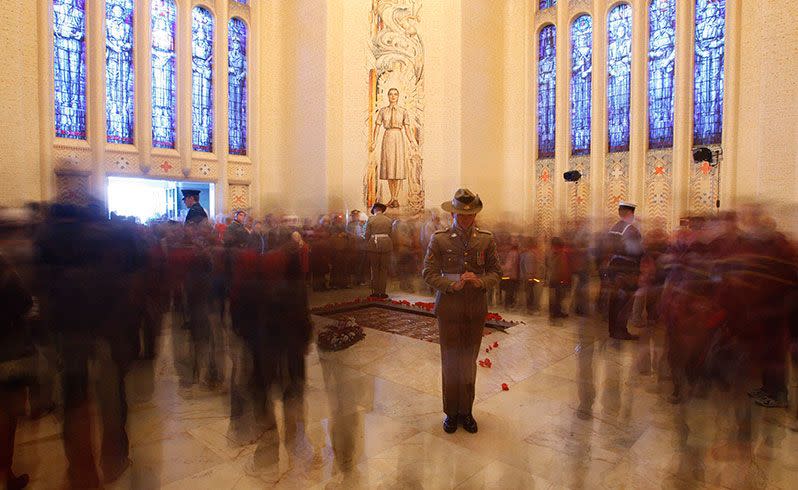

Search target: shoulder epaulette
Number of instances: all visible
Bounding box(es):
[433,228,450,235]
[476,228,493,235]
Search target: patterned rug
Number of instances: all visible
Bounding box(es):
[323,307,489,344]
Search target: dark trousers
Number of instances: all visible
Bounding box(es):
[436,290,487,417]
[0,384,26,476]
[608,287,634,336]
[524,280,541,312]
[61,336,129,486]
[502,279,519,309]
[572,271,590,315]
[549,285,569,317]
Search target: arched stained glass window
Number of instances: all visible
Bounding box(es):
[607,4,632,153]
[106,0,135,145]
[648,0,676,149]
[53,0,87,140]
[570,15,592,156]
[152,0,177,149]
[694,0,726,145]
[228,18,248,156]
[537,25,556,159]
[192,7,214,152]
[540,0,556,10]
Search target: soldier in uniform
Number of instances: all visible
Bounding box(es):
[364,202,393,298]
[606,201,643,340]
[422,189,501,434]
[182,189,208,225]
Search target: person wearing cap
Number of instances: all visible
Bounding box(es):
[422,189,501,434]
[606,201,644,340]
[364,202,393,298]
[182,190,208,225]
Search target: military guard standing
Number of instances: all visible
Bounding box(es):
[182,189,208,225]
[422,189,501,434]
[365,202,393,298]
[606,201,643,340]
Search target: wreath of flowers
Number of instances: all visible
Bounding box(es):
[317,317,366,351]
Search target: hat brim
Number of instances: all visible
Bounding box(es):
[441,201,482,215]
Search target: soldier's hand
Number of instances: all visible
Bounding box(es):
[451,280,465,291]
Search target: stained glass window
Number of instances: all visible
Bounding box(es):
[648,0,676,149]
[228,18,248,156]
[53,0,87,140]
[694,0,726,145]
[607,4,632,153]
[105,0,135,145]
[539,0,556,10]
[192,7,214,152]
[152,0,177,149]
[537,25,556,159]
[570,15,592,156]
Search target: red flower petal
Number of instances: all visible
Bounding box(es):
[501,383,509,391]
[492,342,499,348]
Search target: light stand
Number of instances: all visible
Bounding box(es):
[692,147,723,212]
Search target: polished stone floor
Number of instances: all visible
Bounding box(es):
[12,284,798,489]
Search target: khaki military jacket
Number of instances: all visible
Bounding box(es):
[422,226,502,294]
[364,213,394,253]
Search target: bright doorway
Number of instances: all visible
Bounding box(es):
[106,177,215,223]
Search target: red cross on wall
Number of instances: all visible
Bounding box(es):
[159,160,173,173]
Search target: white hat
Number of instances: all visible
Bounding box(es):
[618,201,636,210]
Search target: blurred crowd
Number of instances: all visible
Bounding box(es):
[0,199,796,487]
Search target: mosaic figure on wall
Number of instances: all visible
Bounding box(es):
[539,0,556,10]
[648,0,676,149]
[694,0,726,145]
[152,0,177,149]
[370,88,418,208]
[53,0,87,140]
[537,25,556,159]
[228,18,248,156]
[106,0,135,145]
[607,3,632,153]
[570,15,592,156]
[365,0,425,215]
[192,6,214,152]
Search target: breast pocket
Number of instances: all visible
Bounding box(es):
[443,251,461,272]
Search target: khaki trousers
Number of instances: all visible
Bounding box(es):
[436,289,488,417]
[369,252,390,295]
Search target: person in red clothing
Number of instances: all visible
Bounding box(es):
[546,236,571,319]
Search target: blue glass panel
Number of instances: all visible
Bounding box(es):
[53,0,87,140]
[192,7,214,152]
[570,15,592,156]
[607,4,632,153]
[228,19,247,156]
[106,0,135,145]
[152,0,177,149]
[537,25,556,159]
[694,0,726,145]
[539,0,556,10]
[648,0,676,149]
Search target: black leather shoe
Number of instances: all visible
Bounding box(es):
[461,414,478,433]
[443,416,458,433]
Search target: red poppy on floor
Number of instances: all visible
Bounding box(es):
[492,341,498,348]
[501,383,509,391]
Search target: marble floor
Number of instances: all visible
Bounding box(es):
[12,284,798,489]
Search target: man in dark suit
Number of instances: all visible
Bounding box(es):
[182,189,208,225]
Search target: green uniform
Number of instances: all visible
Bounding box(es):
[422,225,501,417]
